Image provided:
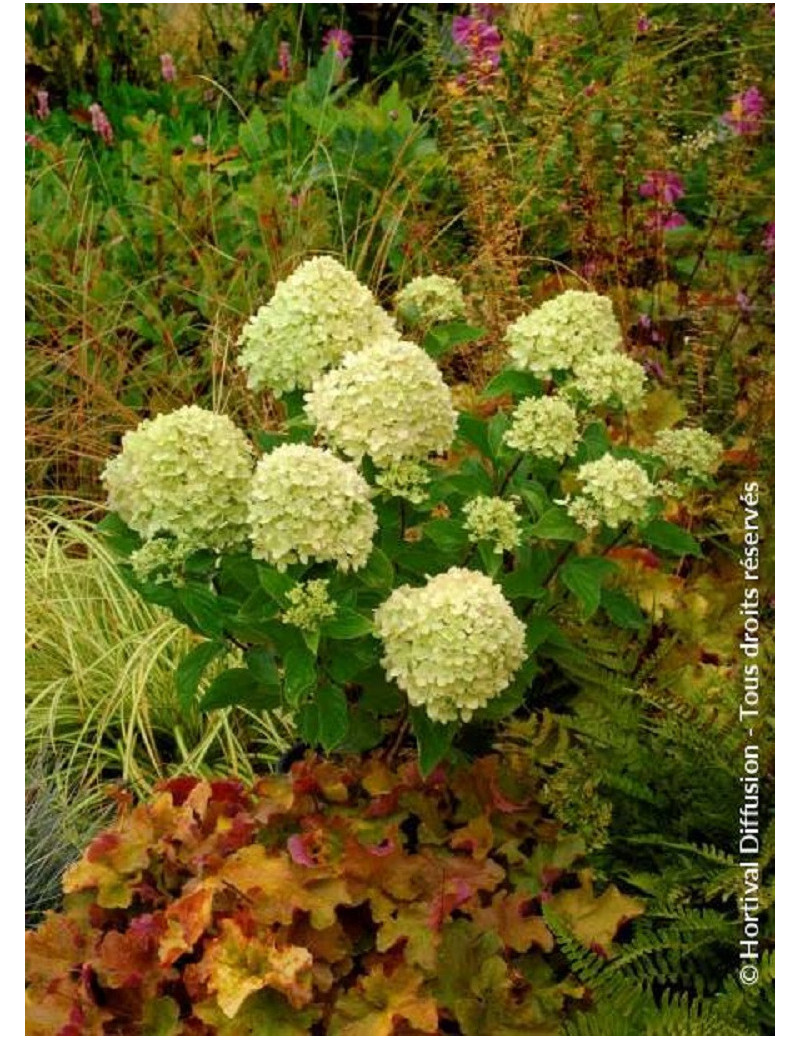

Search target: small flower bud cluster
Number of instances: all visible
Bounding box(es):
[281,580,337,631]
[463,496,521,554]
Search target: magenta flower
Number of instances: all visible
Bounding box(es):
[638,169,685,206]
[452,14,503,77]
[160,53,176,83]
[35,89,50,121]
[278,40,292,77]
[645,210,687,232]
[637,15,651,33]
[88,3,102,28]
[721,86,766,137]
[89,102,113,145]
[322,27,353,60]
[25,132,42,149]
[763,221,775,254]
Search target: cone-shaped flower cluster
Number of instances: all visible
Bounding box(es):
[652,427,723,479]
[102,405,254,551]
[238,256,399,396]
[248,444,377,571]
[374,567,526,723]
[566,454,656,531]
[395,274,467,325]
[305,339,456,465]
[504,394,580,461]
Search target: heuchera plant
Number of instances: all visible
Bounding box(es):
[25,756,645,1035]
[95,257,723,775]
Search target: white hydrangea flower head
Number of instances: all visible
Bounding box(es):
[652,427,723,478]
[504,394,580,461]
[395,274,467,325]
[282,579,337,631]
[374,460,431,504]
[374,567,527,724]
[505,290,622,374]
[572,353,647,411]
[248,444,377,571]
[566,454,656,531]
[463,496,521,554]
[304,338,457,465]
[101,405,254,551]
[237,256,400,396]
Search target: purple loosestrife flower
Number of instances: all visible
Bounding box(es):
[736,290,754,317]
[721,86,766,137]
[322,28,353,60]
[25,132,42,149]
[645,210,687,232]
[89,103,113,145]
[278,40,291,77]
[35,89,50,120]
[88,3,102,28]
[637,15,651,33]
[638,169,685,206]
[160,53,176,83]
[452,14,503,78]
[764,221,775,254]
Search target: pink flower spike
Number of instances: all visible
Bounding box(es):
[721,85,766,137]
[637,15,651,33]
[89,3,102,28]
[638,169,685,205]
[25,132,42,149]
[160,53,176,83]
[35,89,50,120]
[89,102,114,145]
[278,40,292,76]
[763,221,775,254]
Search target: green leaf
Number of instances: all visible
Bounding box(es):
[576,421,611,464]
[199,668,280,712]
[601,588,648,630]
[316,686,350,751]
[519,483,550,519]
[357,547,394,591]
[422,322,485,359]
[283,644,317,706]
[322,609,374,640]
[245,648,281,686]
[424,518,469,553]
[178,586,225,637]
[97,512,141,556]
[258,567,296,604]
[410,708,456,777]
[488,412,510,459]
[559,557,618,618]
[256,429,287,452]
[639,519,702,557]
[357,667,403,715]
[456,412,491,456]
[530,507,585,542]
[525,616,562,651]
[176,640,226,712]
[481,369,543,400]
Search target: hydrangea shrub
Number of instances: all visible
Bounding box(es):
[96,257,721,772]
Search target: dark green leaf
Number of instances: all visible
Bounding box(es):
[258,567,296,604]
[283,644,317,705]
[97,512,141,556]
[358,547,394,591]
[322,609,374,639]
[176,640,226,712]
[316,686,350,751]
[245,648,281,686]
[178,586,225,637]
[456,412,491,456]
[576,421,611,464]
[424,518,469,553]
[410,708,456,777]
[559,557,617,618]
[199,668,280,711]
[481,369,543,400]
[602,588,648,630]
[530,507,585,542]
[422,322,485,359]
[639,519,702,557]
